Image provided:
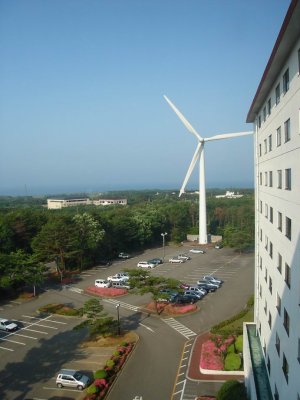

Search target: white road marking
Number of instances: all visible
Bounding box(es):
[14,333,37,339]
[163,318,196,339]
[103,298,140,312]
[0,345,13,351]
[139,323,154,332]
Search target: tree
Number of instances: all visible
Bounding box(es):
[73,212,105,269]
[78,298,117,336]
[216,380,247,400]
[31,217,77,271]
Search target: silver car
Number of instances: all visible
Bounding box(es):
[56,369,90,390]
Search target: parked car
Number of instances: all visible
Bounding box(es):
[107,272,129,282]
[184,290,203,300]
[56,369,90,390]
[197,281,219,291]
[171,295,196,304]
[179,282,190,290]
[169,257,184,263]
[158,288,178,302]
[215,242,223,249]
[189,248,206,254]
[137,261,155,269]
[111,281,131,289]
[148,258,163,265]
[178,253,191,261]
[118,252,130,259]
[197,279,221,288]
[0,318,18,332]
[202,275,224,285]
[188,286,208,296]
[95,279,111,288]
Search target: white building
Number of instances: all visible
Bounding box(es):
[215,191,243,199]
[47,198,127,209]
[244,1,300,399]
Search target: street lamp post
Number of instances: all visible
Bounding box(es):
[161,232,168,261]
[116,303,121,335]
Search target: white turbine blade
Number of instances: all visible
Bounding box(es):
[163,95,203,142]
[204,131,253,142]
[179,142,202,197]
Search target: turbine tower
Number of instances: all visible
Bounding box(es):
[164,95,253,245]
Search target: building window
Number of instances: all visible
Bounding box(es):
[269,207,273,223]
[285,263,291,288]
[285,217,291,240]
[282,353,289,383]
[275,83,280,104]
[260,201,262,213]
[267,98,271,115]
[258,115,261,129]
[277,253,282,273]
[284,118,291,142]
[275,332,280,355]
[265,172,268,186]
[260,228,262,241]
[267,356,271,374]
[298,338,300,364]
[285,168,291,190]
[264,138,267,154]
[274,385,279,400]
[259,256,262,270]
[278,212,282,231]
[283,308,290,336]
[265,235,268,251]
[269,171,273,187]
[259,144,262,156]
[276,126,281,146]
[263,106,266,122]
[269,242,273,259]
[268,312,272,328]
[269,277,272,294]
[264,300,267,314]
[277,170,282,188]
[276,293,281,315]
[283,68,289,94]
[259,284,262,298]
[265,203,268,218]
[259,172,262,185]
[264,267,268,282]
[268,134,272,151]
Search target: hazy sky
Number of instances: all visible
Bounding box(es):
[0,0,291,195]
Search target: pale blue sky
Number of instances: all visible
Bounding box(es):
[0,0,291,195]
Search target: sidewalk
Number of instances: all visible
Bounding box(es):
[188,331,244,381]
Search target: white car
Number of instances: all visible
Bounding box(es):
[178,253,191,261]
[0,318,18,332]
[169,257,184,264]
[137,261,155,269]
[189,248,206,254]
[56,369,90,390]
[95,279,111,288]
[107,273,129,282]
[118,252,130,259]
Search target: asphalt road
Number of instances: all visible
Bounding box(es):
[0,244,254,400]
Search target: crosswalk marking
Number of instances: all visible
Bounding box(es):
[103,298,140,312]
[162,318,196,339]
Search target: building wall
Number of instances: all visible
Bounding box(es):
[254,37,300,399]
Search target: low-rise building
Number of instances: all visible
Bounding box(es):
[47,197,127,209]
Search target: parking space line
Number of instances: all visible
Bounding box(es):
[43,386,82,392]
[0,338,26,345]
[34,323,58,329]
[23,328,49,334]
[0,345,14,351]
[14,333,37,339]
[45,319,67,325]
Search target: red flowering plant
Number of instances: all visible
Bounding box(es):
[200,334,235,371]
[85,286,127,297]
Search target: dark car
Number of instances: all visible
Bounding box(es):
[197,282,217,292]
[202,275,223,285]
[172,295,196,305]
[148,258,163,265]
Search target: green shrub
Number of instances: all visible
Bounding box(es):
[113,351,120,357]
[121,341,128,346]
[106,359,115,368]
[247,295,254,307]
[235,336,243,353]
[227,343,235,353]
[94,369,107,379]
[217,380,247,400]
[86,384,98,395]
[224,353,241,371]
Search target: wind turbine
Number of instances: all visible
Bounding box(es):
[164,95,253,245]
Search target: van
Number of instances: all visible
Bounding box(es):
[56,369,90,390]
[95,279,111,288]
[111,281,131,289]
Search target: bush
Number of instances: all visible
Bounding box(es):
[86,384,99,395]
[106,359,115,368]
[235,336,243,353]
[217,380,247,400]
[224,353,241,371]
[226,343,235,353]
[94,369,107,380]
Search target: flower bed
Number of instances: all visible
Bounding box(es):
[83,341,135,400]
[146,301,197,315]
[85,286,128,297]
[200,335,235,371]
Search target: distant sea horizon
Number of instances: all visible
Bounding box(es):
[0,181,254,197]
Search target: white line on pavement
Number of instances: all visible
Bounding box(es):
[0,345,13,351]
[139,323,154,332]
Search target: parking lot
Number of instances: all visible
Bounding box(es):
[0,244,254,399]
